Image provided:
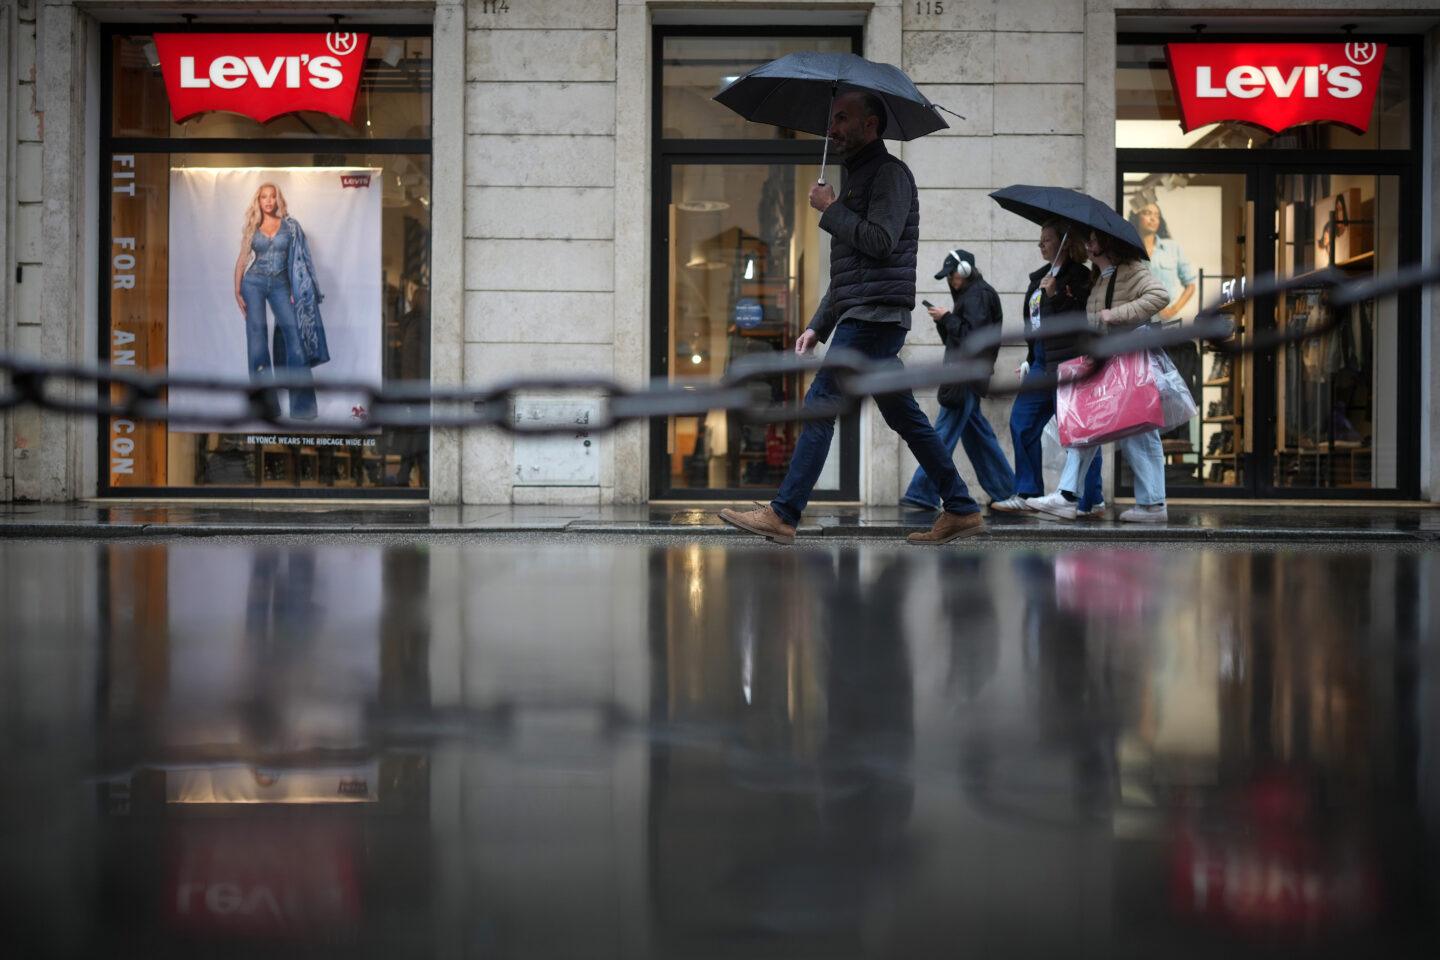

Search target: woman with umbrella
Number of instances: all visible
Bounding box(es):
[990,186,1171,523]
[1006,218,1103,516]
[1026,227,1171,523]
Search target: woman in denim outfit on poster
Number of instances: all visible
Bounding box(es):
[232,182,330,420]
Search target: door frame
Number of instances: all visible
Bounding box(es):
[649,24,864,502]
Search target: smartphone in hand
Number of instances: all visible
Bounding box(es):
[921,300,935,308]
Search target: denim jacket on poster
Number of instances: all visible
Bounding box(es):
[284,216,331,367]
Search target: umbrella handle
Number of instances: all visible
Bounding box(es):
[817,85,836,187]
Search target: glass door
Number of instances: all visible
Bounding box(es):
[651,28,862,500]
[1269,172,1402,492]
[662,162,846,495]
[1119,169,1254,493]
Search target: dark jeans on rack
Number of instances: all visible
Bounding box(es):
[770,320,979,526]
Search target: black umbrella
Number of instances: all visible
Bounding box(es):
[989,184,1148,259]
[714,51,957,183]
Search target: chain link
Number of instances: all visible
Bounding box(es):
[3,263,1436,435]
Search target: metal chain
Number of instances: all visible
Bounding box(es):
[2,262,1436,435]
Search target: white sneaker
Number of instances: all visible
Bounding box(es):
[1025,491,1077,521]
[1119,504,1168,524]
[1076,501,1107,520]
[988,495,1031,513]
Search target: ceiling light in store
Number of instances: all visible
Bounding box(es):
[676,199,729,213]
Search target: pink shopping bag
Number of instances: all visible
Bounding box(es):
[1055,352,1164,447]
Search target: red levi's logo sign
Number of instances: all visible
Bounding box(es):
[1166,42,1386,134]
[153,33,369,124]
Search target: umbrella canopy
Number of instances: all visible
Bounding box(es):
[713,51,949,142]
[989,184,1148,259]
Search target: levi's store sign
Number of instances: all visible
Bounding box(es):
[1166,42,1387,134]
[153,33,368,123]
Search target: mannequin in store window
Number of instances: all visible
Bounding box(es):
[233,182,330,420]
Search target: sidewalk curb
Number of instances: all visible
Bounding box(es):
[1,521,1434,543]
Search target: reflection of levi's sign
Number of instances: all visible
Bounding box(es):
[153,33,369,123]
[1166,43,1386,134]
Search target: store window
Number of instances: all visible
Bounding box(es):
[103,29,432,496]
[1114,34,1419,498]
[653,29,862,500]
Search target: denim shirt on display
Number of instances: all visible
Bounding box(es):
[248,228,293,278]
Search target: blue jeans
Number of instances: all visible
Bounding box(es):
[1059,429,1166,506]
[242,271,317,420]
[1008,350,1102,510]
[771,321,978,525]
[902,388,1016,507]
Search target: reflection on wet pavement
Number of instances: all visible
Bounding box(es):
[1,539,1438,958]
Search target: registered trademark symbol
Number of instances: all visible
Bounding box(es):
[326,32,360,57]
[1345,42,1378,66]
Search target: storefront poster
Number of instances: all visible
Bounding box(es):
[168,167,382,432]
[1129,182,1223,323]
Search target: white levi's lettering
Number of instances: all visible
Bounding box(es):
[308,56,343,89]
[1226,65,1265,98]
[1195,66,1225,98]
[210,55,247,89]
[244,56,285,88]
[1260,65,1303,98]
[1328,66,1362,98]
[178,56,209,88]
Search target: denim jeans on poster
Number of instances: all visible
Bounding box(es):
[771,320,978,525]
[242,271,317,420]
[902,388,1017,507]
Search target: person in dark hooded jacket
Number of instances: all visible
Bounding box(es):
[901,249,1023,512]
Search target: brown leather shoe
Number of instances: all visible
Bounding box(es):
[718,505,796,545]
[907,510,985,545]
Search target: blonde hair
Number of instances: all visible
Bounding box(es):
[241,182,290,250]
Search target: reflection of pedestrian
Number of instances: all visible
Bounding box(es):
[901,249,1022,512]
[1130,201,1196,321]
[1007,220,1104,515]
[719,91,983,545]
[232,182,329,420]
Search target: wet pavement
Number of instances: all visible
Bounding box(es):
[2,500,1439,541]
[3,535,1440,958]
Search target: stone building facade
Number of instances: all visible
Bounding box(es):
[3,0,1438,504]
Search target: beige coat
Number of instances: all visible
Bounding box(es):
[1087,259,1169,329]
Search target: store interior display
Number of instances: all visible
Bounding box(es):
[1273,174,1386,490]
[104,33,433,493]
[666,163,831,493]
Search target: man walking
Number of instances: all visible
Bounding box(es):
[900,249,1026,513]
[719,91,984,545]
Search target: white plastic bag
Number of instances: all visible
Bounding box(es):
[1041,416,1067,486]
[1150,349,1198,429]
